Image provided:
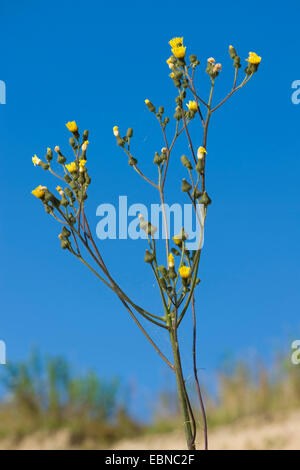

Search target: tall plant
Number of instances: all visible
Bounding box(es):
[31,38,261,449]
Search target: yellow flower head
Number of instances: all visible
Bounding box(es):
[173,235,182,247]
[66,121,78,133]
[168,253,175,268]
[145,99,150,104]
[246,52,261,64]
[32,155,41,166]
[113,126,119,137]
[187,100,198,112]
[197,146,207,159]
[169,37,186,59]
[179,265,191,279]
[79,159,86,171]
[65,161,77,173]
[56,185,64,195]
[166,56,175,70]
[169,72,175,79]
[31,185,46,199]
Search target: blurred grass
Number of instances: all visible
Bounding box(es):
[151,350,300,433]
[0,350,140,447]
[1,348,300,446]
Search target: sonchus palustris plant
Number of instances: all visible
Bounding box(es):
[31,38,261,450]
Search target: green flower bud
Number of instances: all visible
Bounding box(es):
[46,148,53,162]
[69,137,76,148]
[57,154,67,164]
[62,226,71,238]
[145,99,156,112]
[64,187,73,197]
[200,191,212,206]
[229,45,237,59]
[60,195,69,207]
[196,159,205,173]
[168,267,176,280]
[190,54,197,63]
[68,214,76,225]
[40,161,50,170]
[83,130,89,141]
[60,237,69,250]
[64,174,72,183]
[174,109,182,120]
[158,106,164,114]
[70,181,77,190]
[158,266,168,278]
[181,178,192,193]
[144,250,155,263]
[127,128,133,138]
[233,56,241,69]
[181,155,193,170]
[154,152,163,165]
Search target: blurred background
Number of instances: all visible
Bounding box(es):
[0,0,299,449]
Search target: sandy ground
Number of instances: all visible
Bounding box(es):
[112,410,300,450]
[0,410,299,450]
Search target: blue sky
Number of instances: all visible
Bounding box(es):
[0,0,300,419]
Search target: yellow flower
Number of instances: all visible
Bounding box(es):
[32,154,41,166]
[113,126,119,137]
[31,185,46,199]
[173,235,182,246]
[197,146,207,159]
[179,265,190,279]
[187,100,198,112]
[65,161,77,173]
[54,146,60,153]
[169,37,186,58]
[79,159,86,171]
[246,52,261,64]
[166,56,175,70]
[66,121,78,133]
[169,72,175,79]
[145,99,150,104]
[168,253,175,268]
[56,185,64,195]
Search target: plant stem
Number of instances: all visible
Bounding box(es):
[169,328,195,450]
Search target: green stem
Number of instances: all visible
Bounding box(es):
[169,328,195,450]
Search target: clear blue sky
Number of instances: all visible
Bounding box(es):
[1,0,300,419]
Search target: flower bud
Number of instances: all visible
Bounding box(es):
[229,45,237,59]
[145,99,156,113]
[144,250,155,263]
[200,191,212,206]
[181,178,192,193]
[46,148,53,162]
[127,128,133,138]
[83,130,89,141]
[181,155,193,169]
[69,137,76,148]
